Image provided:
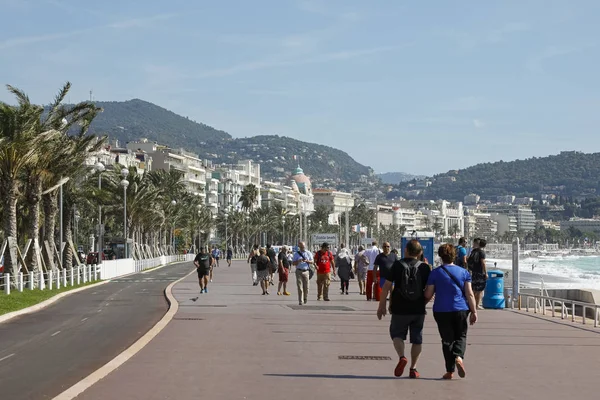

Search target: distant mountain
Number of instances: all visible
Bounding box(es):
[389,151,600,201]
[87,99,372,182]
[378,172,425,184]
[87,99,231,146]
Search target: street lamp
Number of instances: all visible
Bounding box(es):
[224,211,229,249]
[121,168,129,258]
[95,162,105,261]
[171,200,177,252]
[282,215,286,245]
[74,210,81,251]
[196,204,202,252]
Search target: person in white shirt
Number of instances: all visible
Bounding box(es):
[364,241,381,301]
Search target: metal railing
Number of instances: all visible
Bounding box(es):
[517,292,600,328]
[2,254,193,295]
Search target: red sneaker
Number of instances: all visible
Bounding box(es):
[394,357,408,377]
[409,369,420,379]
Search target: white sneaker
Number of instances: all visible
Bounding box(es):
[210,279,213,282]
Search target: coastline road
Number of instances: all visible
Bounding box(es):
[0,261,194,400]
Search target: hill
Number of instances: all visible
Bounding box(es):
[378,172,425,184]
[87,99,231,146]
[390,151,600,201]
[87,99,372,182]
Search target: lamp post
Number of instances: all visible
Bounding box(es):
[171,200,177,253]
[282,215,286,245]
[121,168,129,258]
[224,211,229,250]
[74,210,80,251]
[95,162,105,261]
[196,204,202,252]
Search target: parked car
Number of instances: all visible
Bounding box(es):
[85,252,104,265]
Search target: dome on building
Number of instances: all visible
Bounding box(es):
[291,164,312,195]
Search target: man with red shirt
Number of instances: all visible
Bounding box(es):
[315,242,336,301]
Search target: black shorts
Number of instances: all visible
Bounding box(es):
[226,255,232,260]
[390,314,425,344]
[197,268,210,278]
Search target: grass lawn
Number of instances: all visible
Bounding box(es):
[0,281,98,316]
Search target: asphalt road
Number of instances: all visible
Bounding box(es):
[0,261,195,400]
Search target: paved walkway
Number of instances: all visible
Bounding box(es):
[76,260,600,400]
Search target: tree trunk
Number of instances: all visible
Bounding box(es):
[43,192,58,270]
[1,181,19,277]
[63,203,74,270]
[26,176,43,274]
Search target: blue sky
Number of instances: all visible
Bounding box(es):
[1,0,599,176]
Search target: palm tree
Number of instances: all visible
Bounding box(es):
[240,183,259,210]
[0,86,66,276]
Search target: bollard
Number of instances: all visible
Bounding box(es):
[88,265,92,282]
[56,269,60,289]
[29,273,34,290]
[4,274,10,295]
[77,266,81,285]
[48,270,53,290]
[92,265,97,281]
[18,272,23,292]
[70,267,74,286]
[96,265,101,280]
[83,265,87,283]
[62,268,67,287]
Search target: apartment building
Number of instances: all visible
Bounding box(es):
[484,204,536,232]
[490,213,518,235]
[392,207,417,231]
[89,140,153,174]
[560,218,600,234]
[464,212,498,239]
[312,189,354,214]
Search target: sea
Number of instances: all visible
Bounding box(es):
[488,255,600,290]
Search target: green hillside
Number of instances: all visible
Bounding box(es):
[391,151,600,201]
[86,99,372,182]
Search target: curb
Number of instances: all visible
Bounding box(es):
[52,267,196,400]
[0,280,109,325]
[0,260,191,325]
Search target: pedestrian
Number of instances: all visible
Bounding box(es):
[266,243,277,287]
[314,242,336,301]
[247,244,259,286]
[292,241,314,306]
[256,248,271,295]
[212,246,221,268]
[364,241,381,301]
[455,237,468,268]
[336,243,353,295]
[277,246,291,296]
[372,242,397,302]
[226,246,233,267]
[377,239,431,378]
[354,245,369,295]
[194,246,214,294]
[424,244,478,380]
[467,238,487,309]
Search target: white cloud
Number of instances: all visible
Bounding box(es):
[473,119,485,129]
[525,44,593,73]
[194,45,405,78]
[0,13,178,50]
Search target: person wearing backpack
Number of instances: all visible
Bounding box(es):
[424,244,478,380]
[377,239,432,378]
[314,242,336,301]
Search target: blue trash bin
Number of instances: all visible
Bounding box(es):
[482,270,505,309]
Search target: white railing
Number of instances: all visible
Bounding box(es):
[517,292,600,328]
[2,254,192,295]
[2,265,101,295]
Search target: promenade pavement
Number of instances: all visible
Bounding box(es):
[76,260,600,400]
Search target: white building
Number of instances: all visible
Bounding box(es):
[464,193,480,205]
[392,207,417,231]
[312,189,354,214]
[560,218,600,234]
[490,213,518,235]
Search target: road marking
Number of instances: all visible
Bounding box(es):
[51,331,61,337]
[0,353,15,362]
[81,317,88,322]
[97,309,102,313]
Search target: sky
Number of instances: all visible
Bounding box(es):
[1,0,599,176]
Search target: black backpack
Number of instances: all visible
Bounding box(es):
[397,260,424,301]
